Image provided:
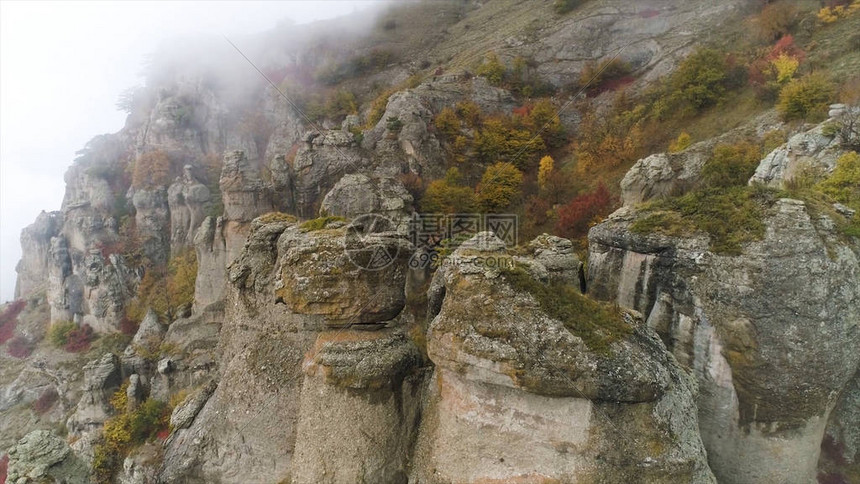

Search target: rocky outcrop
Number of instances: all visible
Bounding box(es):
[167,165,211,250]
[413,233,714,483]
[292,329,423,484]
[219,150,275,265]
[751,119,848,188]
[192,216,228,309]
[67,353,123,462]
[5,430,90,484]
[587,199,860,483]
[320,173,413,231]
[14,211,63,300]
[160,215,416,483]
[131,185,170,267]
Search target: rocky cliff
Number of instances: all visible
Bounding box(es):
[3,1,860,483]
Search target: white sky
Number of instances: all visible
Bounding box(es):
[0,0,381,302]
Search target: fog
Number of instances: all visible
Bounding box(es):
[0,0,384,302]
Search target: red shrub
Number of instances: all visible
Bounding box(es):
[32,388,59,415]
[767,35,805,62]
[818,472,849,484]
[0,318,15,345]
[119,316,139,336]
[6,336,33,359]
[512,104,532,118]
[554,183,614,239]
[0,300,26,344]
[0,453,8,484]
[526,195,552,225]
[156,427,171,441]
[64,324,94,353]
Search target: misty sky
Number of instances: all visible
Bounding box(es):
[0,0,382,302]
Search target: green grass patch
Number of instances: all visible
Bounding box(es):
[299,215,347,232]
[500,265,630,354]
[257,212,298,225]
[632,186,778,255]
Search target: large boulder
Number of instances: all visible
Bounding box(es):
[5,430,89,484]
[320,173,413,232]
[291,329,423,483]
[413,233,714,483]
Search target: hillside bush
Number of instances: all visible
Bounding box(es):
[538,155,554,190]
[131,150,171,189]
[817,152,860,207]
[420,168,476,214]
[7,336,33,359]
[0,300,25,344]
[474,118,545,167]
[65,324,95,353]
[48,321,77,347]
[757,2,799,40]
[93,384,170,484]
[554,0,583,14]
[0,454,7,484]
[777,73,835,121]
[668,132,692,153]
[701,142,762,188]
[434,107,460,138]
[554,183,614,239]
[475,52,506,85]
[579,58,633,95]
[476,162,524,213]
[32,387,59,414]
[455,100,483,128]
[126,249,197,323]
[665,48,731,114]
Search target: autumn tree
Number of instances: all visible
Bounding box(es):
[420,168,477,214]
[536,156,553,190]
[434,107,461,138]
[476,162,524,213]
[555,183,614,239]
[131,150,171,189]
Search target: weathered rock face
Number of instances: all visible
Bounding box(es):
[160,215,417,483]
[320,173,413,231]
[67,353,122,461]
[292,329,424,484]
[287,130,369,218]
[219,150,275,265]
[192,216,227,309]
[527,0,754,87]
[5,430,90,484]
[167,165,211,250]
[750,119,847,188]
[271,224,412,327]
[413,233,714,483]
[14,211,63,300]
[587,199,860,483]
[131,185,170,267]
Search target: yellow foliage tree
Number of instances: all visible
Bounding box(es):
[771,54,799,85]
[538,155,554,190]
[131,150,171,189]
[476,162,524,213]
[668,132,692,153]
[434,107,460,138]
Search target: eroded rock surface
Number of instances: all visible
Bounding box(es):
[413,233,714,483]
[588,199,860,483]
